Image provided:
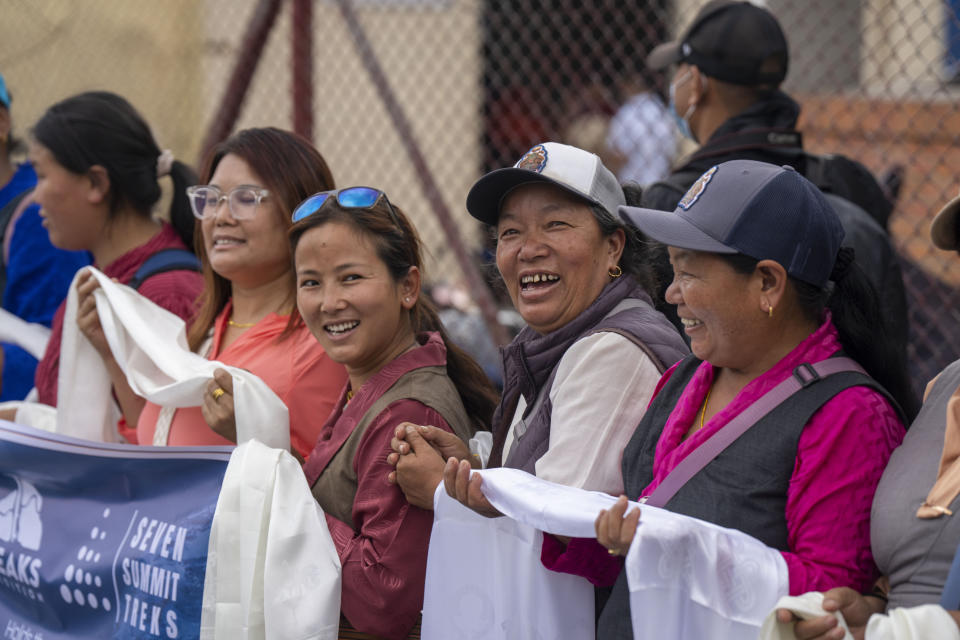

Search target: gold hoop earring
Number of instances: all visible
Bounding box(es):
[608,265,623,279]
[768,305,774,319]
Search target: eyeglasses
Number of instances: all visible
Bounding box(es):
[186,185,270,221]
[291,186,403,233]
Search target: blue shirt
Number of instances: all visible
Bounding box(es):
[0,163,91,400]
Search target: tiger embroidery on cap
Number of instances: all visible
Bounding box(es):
[678,165,718,210]
[516,144,548,173]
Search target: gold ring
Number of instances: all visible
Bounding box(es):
[212,388,225,401]
[607,549,618,556]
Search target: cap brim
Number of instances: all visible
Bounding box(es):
[466,168,599,225]
[619,204,737,254]
[647,42,683,70]
[931,194,960,250]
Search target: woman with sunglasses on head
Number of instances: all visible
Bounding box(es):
[22,91,202,437]
[291,187,498,639]
[133,128,346,457]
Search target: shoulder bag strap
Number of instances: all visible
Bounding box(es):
[128,248,200,290]
[641,357,866,508]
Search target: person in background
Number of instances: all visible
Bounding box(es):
[429,281,502,388]
[24,91,202,441]
[605,73,677,187]
[0,72,90,400]
[291,187,497,638]
[639,0,908,355]
[132,128,347,458]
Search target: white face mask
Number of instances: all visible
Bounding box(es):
[668,70,699,141]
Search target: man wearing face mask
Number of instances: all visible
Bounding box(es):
[640,0,907,358]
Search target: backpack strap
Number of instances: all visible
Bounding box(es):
[128,248,200,290]
[0,191,29,243]
[641,357,873,508]
[0,191,31,294]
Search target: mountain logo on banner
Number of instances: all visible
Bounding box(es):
[0,474,43,551]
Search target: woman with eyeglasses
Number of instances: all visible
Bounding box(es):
[22,91,202,438]
[290,188,498,639]
[131,128,347,457]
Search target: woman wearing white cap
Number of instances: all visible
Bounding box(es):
[388,142,687,521]
[778,192,960,640]
[549,159,915,637]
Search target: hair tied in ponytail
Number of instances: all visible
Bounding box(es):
[830,246,856,282]
[156,149,174,178]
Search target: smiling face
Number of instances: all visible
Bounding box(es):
[294,221,419,389]
[495,183,623,335]
[201,153,291,288]
[665,248,764,367]
[29,142,107,251]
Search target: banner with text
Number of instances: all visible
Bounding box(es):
[0,420,231,640]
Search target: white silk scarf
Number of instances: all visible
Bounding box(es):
[422,468,788,639]
[52,266,290,449]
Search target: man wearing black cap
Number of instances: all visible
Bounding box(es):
[640,0,908,357]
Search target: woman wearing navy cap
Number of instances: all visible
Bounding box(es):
[555,159,915,637]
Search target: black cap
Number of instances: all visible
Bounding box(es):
[647,0,788,87]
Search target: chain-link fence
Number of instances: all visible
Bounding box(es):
[3,0,959,388]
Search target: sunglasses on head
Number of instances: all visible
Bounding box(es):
[292,186,403,232]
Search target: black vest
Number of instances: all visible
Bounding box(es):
[598,353,900,639]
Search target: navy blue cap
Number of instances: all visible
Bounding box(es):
[619,159,844,288]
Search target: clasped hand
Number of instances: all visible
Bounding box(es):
[387,423,500,516]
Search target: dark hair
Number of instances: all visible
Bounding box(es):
[618,183,659,296]
[1,90,25,157]
[4,130,24,156]
[289,198,499,431]
[32,91,197,246]
[188,127,336,352]
[720,252,919,421]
